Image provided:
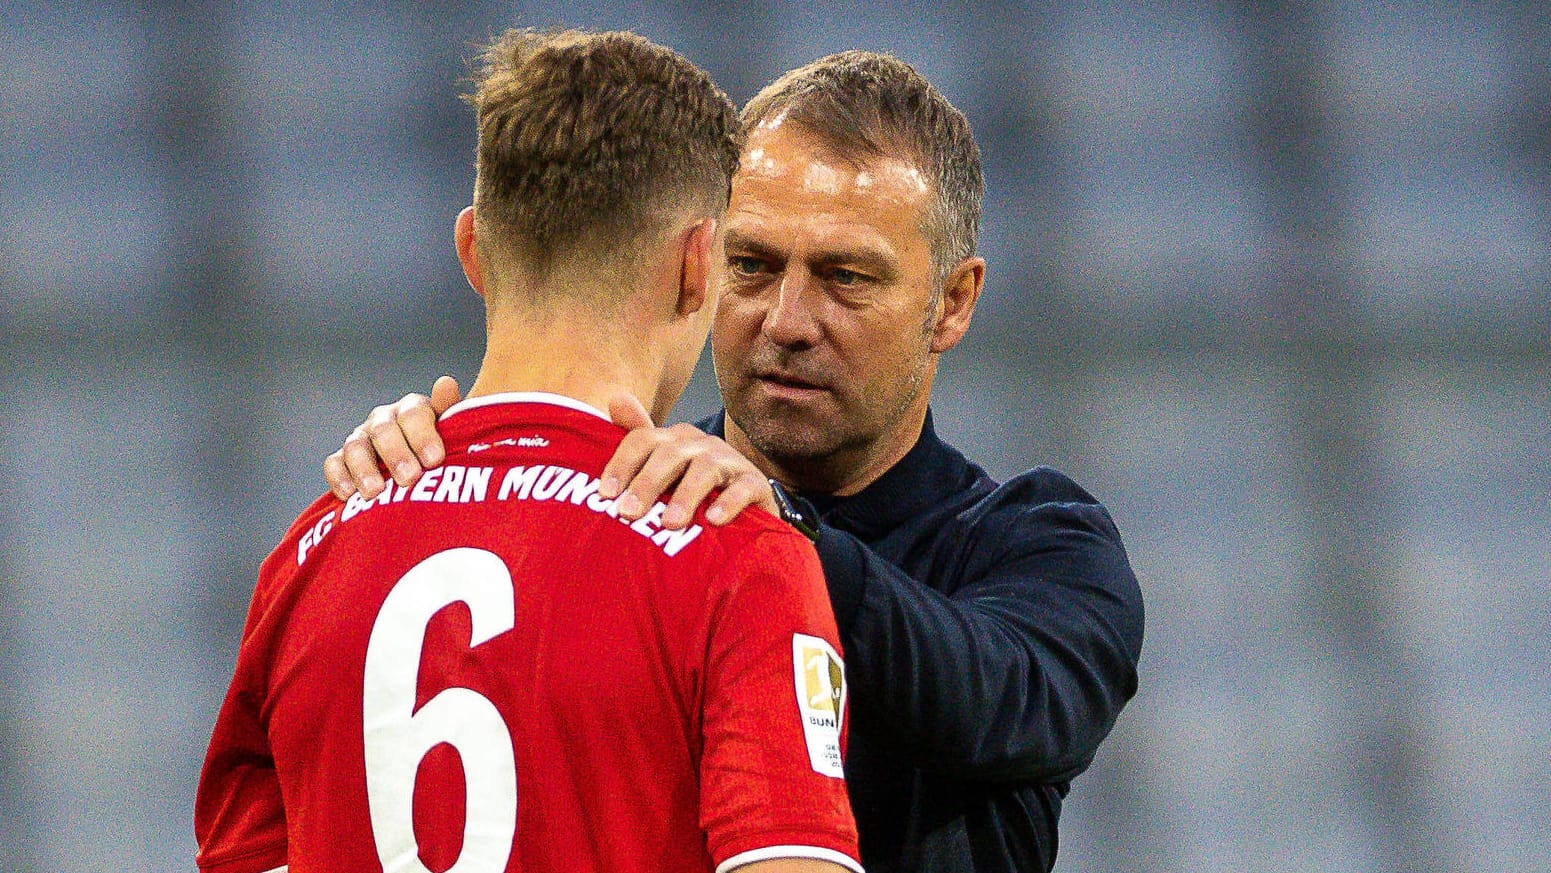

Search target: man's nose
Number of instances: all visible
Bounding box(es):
[762,269,822,349]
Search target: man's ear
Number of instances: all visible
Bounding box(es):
[676,218,716,317]
[455,206,486,297]
[930,256,985,354]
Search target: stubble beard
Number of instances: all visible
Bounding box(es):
[729,350,930,493]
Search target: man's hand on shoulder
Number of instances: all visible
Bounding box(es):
[323,375,462,500]
[602,393,777,531]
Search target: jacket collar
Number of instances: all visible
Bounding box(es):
[703,408,972,538]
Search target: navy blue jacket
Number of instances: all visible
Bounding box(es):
[701,409,1144,872]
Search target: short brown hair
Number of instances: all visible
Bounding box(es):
[466,29,741,282]
[741,51,982,285]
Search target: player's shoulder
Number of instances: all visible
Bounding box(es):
[683,504,822,596]
[694,502,809,552]
[256,491,344,586]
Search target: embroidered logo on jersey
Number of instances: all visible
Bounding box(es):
[469,435,549,453]
[792,633,846,777]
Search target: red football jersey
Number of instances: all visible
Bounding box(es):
[196,393,860,873]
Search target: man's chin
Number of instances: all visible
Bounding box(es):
[731,402,843,464]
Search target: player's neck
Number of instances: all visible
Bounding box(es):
[469,304,664,421]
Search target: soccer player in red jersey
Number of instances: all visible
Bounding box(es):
[195,29,861,873]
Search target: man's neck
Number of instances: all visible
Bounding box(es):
[722,403,928,498]
[469,306,660,419]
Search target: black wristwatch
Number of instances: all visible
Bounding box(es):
[768,479,820,543]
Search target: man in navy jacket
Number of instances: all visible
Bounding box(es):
[698,410,1141,872]
[327,50,1143,873]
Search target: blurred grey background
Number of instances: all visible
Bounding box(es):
[3,1,1547,870]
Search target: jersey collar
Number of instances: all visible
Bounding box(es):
[440,391,610,423]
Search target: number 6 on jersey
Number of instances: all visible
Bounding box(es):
[362,547,517,873]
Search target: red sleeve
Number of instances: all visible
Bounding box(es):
[698,526,862,872]
[194,546,292,873]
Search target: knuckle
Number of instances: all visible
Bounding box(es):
[630,433,665,453]
[396,393,430,414]
[619,429,658,451]
[647,429,681,450]
[690,460,731,483]
[637,460,673,486]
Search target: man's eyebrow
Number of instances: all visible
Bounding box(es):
[723,229,900,279]
[722,229,778,257]
[810,246,895,275]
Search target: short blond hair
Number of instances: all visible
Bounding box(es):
[465,29,741,283]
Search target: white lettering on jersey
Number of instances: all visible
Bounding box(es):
[297,511,336,566]
[409,468,442,502]
[323,462,702,563]
[431,466,464,502]
[554,469,600,505]
[459,466,492,502]
[490,464,702,556]
[498,465,543,500]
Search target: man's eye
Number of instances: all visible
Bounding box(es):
[830,268,862,286]
[729,256,764,276]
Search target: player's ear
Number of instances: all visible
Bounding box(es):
[455,205,486,298]
[675,218,715,317]
[930,256,984,354]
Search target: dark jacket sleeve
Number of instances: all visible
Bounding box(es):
[814,476,1144,784]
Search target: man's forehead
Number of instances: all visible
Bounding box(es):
[722,187,928,271]
[723,123,936,262]
[737,123,930,199]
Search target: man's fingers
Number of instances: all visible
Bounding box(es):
[661,460,725,529]
[615,440,695,520]
[598,396,668,500]
[325,388,448,500]
[340,428,387,499]
[323,451,357,500]
[395,394,447,469]
[608,392,655,431]
[598,427,661,501]
[429,375,462,414]
[597,420,769,527]
[364,401,425,487]
[705,475,776,527]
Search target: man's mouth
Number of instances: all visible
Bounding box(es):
[754,371,828,397]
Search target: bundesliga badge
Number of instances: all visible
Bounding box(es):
[792,634,847,777]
